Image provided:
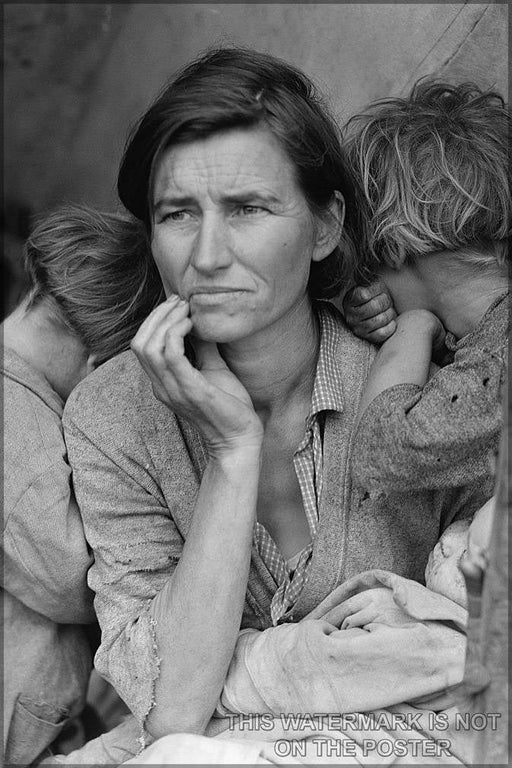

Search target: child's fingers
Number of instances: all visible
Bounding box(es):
[354,306,396,333]
[341,605,377,629]
[362,320,397,344]
[344,280,390,308]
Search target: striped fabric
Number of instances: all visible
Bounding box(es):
[254,304,344,625]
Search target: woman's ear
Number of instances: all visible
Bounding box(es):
[312,191,346,263]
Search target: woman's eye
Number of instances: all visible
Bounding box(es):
[159,210,191,223]
[240,205,266,216]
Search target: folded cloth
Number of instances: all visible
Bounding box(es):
[43,571,480,766]
[215,569,469,721]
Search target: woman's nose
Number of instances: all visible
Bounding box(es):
[190,214,233,273]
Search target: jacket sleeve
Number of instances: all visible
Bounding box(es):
[2,459,96,625]
[351,342,505,492]
[63,386,186,727]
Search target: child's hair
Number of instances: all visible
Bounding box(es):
[24,204,164,365]
[345,79,510,280]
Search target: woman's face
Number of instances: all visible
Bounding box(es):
[150,126,335,344]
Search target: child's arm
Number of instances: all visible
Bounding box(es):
[351,308,506,493]
[356,309,444,422]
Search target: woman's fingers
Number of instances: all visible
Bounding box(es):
[193,340,227,371]
[131,297,201,401]
[133,294,182,347]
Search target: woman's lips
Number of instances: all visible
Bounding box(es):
[190,288,248,304]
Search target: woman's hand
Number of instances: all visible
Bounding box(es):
[342,281,397,344]
[131,295,263,455]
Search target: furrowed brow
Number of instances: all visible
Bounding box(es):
[222,192,281,206]
[153,195,196,213]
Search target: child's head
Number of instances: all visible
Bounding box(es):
[24,204,164,365]
[425,497,495,608]
[346,80,510,282]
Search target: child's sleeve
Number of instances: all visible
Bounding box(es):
[351,342,505,492]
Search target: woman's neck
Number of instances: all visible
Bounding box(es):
[3,298,90,400]
[218,296,320,422]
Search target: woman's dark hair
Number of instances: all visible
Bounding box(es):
[118,47,364,298]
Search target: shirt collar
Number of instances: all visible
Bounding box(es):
[308,301,345,420]
[444,290,510,352]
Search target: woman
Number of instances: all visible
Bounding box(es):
[2,205,162,765]
[62,49,491,750]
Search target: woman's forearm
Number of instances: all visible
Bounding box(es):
[146,444,261,738]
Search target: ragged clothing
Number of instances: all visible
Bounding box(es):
[352,292,508,493]
[43,570,491,765]
[2,347,95,765]
[62,303,492,728]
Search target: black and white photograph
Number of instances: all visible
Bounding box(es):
[3,2,509,766]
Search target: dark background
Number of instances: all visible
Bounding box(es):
[3,1,508,315]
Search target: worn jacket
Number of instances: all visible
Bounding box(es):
[352,292,508,492]
[2,347,95,765]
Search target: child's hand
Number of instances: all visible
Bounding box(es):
[342,281,397,344]
[337,587,416,629]
[395,310,446,361]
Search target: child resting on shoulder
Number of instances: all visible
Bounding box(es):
[2,205,163,765]
[342,79,509,497]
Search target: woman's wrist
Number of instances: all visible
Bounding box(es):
[208,437,263,473]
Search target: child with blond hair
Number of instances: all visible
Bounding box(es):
[342,80,508,499]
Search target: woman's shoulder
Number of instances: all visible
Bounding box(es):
[63,349,169,438]
[69,349,148,402]
[318,300,377,361]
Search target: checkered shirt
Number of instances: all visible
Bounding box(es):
[254,304,344,625]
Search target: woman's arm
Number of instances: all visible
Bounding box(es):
[147,448,260,736]
[65,296,264,739]
[130,297,264,737]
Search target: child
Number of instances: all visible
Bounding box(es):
[2,205,163,765]
[425,496,495,608]
[341,80,509,497]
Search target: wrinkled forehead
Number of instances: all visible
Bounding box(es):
[150,125,302,209]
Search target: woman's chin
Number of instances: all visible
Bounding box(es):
[190,315,247,345]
